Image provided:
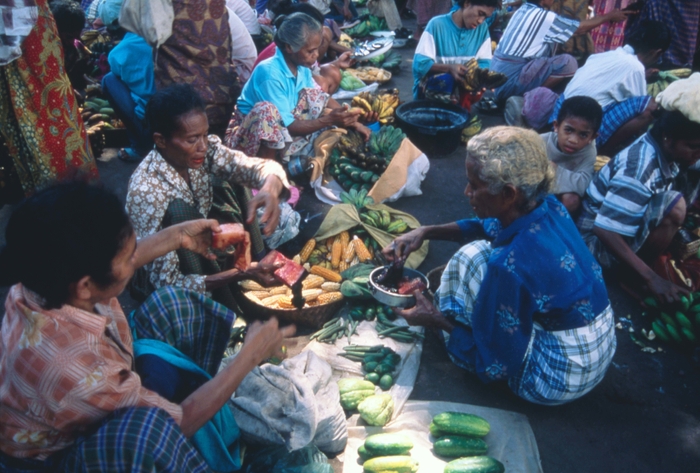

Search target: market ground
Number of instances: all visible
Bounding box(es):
[1,21,699,472]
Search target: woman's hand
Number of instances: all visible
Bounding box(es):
[243,318,297,365]
[394,291,453,332]
[247,175,285,236]
[605,9,629,23]
[333,51,355,70]
[382,227,426,262]
[177,219,221,260]
[242,261,281,287]
[352,122,372,141]
[448,64,468,82]
[328,107,362,128]
[646,273,690,305]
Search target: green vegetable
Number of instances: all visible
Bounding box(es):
[374,362,395,375]
[364,361,379,373]
[364,433,413,456]
[433,436,488,458]
[341,280,372,299]
[681,327,697,343]
[681,296,690,311]
[660,312,678,329]
[379,374,394,391]
[362,455,418,473]
[675,311,693,330]
[358,444,374,461]
[666,323,682,343]
[432,412,491,438]
[340,390,375,410]
[338,378,376,410]
[429,421,444,438]
[365,372,380,384]
[340,71,366,90]
[444,456,505,473]
[651,320,670,342]
[358,394,394,426]
[643,297,658,308]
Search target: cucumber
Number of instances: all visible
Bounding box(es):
[432,412,491,438]
[429,421,444,438]
[362,455,418,473]
[364,433,413,456]
[444,456,505,473]
[434,436,488,458]
[358,444,374,461]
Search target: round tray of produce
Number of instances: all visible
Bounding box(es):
[234,274,345,328]
[347,67,392,84]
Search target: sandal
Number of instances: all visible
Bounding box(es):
[117,148,142,163]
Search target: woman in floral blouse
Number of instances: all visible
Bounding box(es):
[383,126,617,405]
[126,84,291,309]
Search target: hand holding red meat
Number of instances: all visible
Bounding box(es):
[211,223,252,271]
[175,219,222,261]
[260,250,307,287]
[244,261,283,287]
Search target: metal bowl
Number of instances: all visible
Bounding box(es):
[368,266,429,308]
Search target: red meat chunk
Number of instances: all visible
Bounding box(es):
[211,223,247,249]
[260,250,307,287]
[397,277,427,295]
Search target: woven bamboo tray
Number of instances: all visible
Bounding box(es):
[232,287,345,329]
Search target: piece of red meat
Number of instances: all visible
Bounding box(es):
[211,223,247,249]
[397,277,427,295]
[260,250,307,287]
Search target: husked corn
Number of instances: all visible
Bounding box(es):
[302,274,325,289]
[244,292,263,304]
[261,294,284,307]
[321,282,341,292]
[299,238,316,263]
[331,239,342,268]
[268,286,287,295]
[317,292,343,304]
[310,265,342,282]
[239,280,265,291]
[302,288,323,301]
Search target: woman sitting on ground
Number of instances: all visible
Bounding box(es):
[225,12,370,160]
[412,0,499,103]
[384,126,616,405]
[126,84,291,310]
[0,183,294,472]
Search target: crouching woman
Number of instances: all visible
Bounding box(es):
[384,127,616,405]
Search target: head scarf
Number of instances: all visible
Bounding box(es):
[656,73,700,124]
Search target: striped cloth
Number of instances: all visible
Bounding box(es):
[0,407,208,473]
[494,2,579,59]
[551,93,651,146]
[438,239,616,405]
[578,132,682,267]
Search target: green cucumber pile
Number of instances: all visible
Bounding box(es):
[358,433,418,472]
[430,412,505,473]
[329,126,406,193]
[338,344,401,390]
[644,293,700,348]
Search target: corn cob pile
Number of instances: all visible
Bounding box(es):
[350,89,400,125]
[299,229,378,272]
[643,293,700,349]
[239,273,343,310]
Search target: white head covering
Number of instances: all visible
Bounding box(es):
[656,73,700,124]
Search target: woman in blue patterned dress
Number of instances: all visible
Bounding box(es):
[383,126,616,405]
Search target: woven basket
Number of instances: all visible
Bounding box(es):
[671,228,700,261]
[232,288,345,329]
[426,264,446,299]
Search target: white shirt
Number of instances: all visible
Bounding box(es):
[226,0,261,35]
[563,45,647,109]
[227,7,258,82]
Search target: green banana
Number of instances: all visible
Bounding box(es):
[387,219,408,234]
[666,323,682,344]
[675,311,693,331]
[681,327,697,343]
[652,320,670,342]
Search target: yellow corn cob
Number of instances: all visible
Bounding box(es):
[302,288,323,301]
[339,231,350,254]
[343,238,356,262]
[326,237,335,250]
[339,261,349,272]
[278,296,295,309]
[331,239,342,269]
[244,292,263,304]
[321,282,341,292]
[261,294,284,307]
[292,254,301,264]
[302,274,325,289]
[310,265,343,282]
[268,286,287,295]
[248,290,273,299]
[299,238,316,263]
[317,292,343,305]
[239,280,265,291]
[353,236,372,262]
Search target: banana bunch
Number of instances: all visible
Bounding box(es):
[351,89,400,124]
[647,68,693,97]
[459,58,507,92]
[368,125,406,158]
[360,209,409,234]
[340,188,375,210]
[644,293,700,349]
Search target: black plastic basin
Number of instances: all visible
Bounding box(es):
[395,100,469,157]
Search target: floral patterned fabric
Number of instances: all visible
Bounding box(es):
[126,135,290,294]
[0,0,98,197]
[155,0,240,129]
[441,195,610,385]
[0,285,182,461]
[224,87,329,159]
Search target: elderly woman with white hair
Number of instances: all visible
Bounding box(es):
[383,126,617,405]
[225,12,370,160]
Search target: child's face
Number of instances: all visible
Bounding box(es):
[553,116,597,155]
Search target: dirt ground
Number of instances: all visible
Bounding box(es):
[1,17,699,472]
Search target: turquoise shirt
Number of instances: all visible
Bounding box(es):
[412,12,495,98]
[237,46,316,127]
[107,33,155,120]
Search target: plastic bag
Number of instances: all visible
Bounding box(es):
[313,203,428,269]
[310,130,429,205]
[119,0,174,48]
[242,444,332,473]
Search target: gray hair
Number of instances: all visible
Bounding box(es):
[274,13,323,53]
[466,126,554,206]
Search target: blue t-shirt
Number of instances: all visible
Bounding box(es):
[237,46,316,127]
[443,195,610,383]
[412,12,495,98]
[107,33,155,120]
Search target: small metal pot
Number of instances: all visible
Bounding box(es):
[368,266,429,308]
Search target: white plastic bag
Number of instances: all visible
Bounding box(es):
[119,0,174,49]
